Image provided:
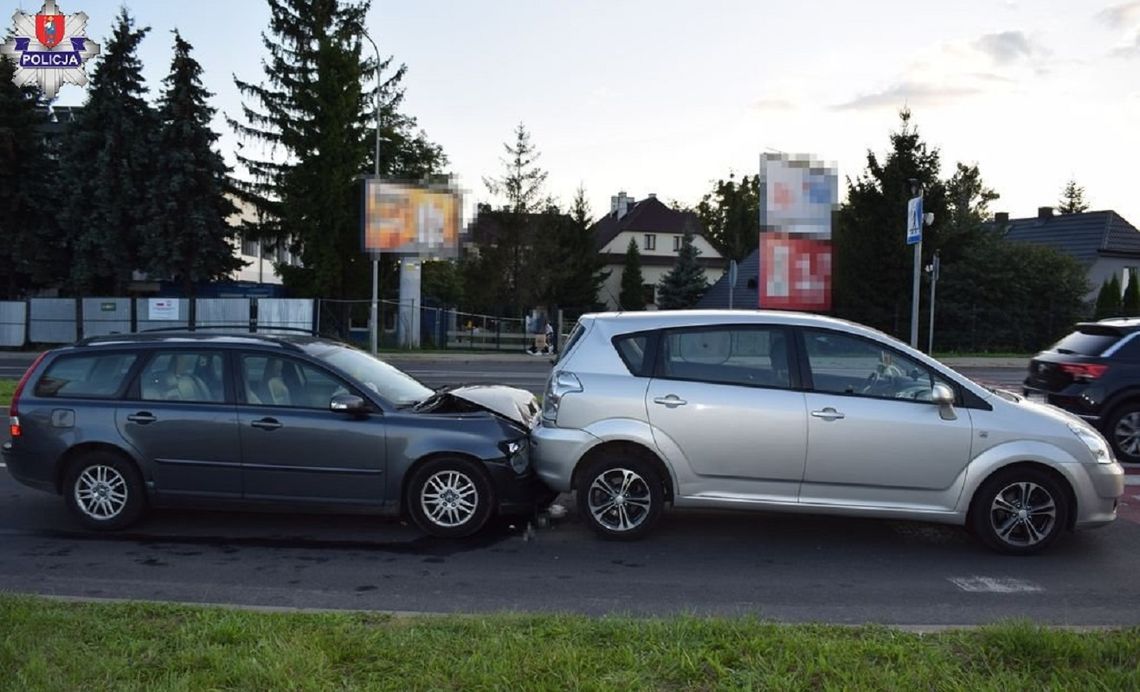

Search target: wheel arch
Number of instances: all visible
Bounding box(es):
[965,460,1079,531]
[571,440,674,501]
[399,451,493,518]
[54,443,143,494]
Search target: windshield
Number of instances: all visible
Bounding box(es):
[307,344,433,406]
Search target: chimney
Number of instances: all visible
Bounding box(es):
[1037,206,1054,220]
[611,191,634,219]
[994,212,1009,223]
[647,192,656,199]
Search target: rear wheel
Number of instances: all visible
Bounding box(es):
[969,467,1070,555]
[1106,403,1140,464]
[406,458,494,538]
[576,454,664,540]
[63,451,146,531]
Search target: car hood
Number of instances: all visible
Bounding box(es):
[433,385,540,428]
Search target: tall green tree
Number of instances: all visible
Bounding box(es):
[619,238,645,311]
[142,31,242,299]
[1058,178,1089,214]
[59,9,157,295]
[942,162,999,263]
[1095,275,1123,320]
[480,122,552,313]
[231,0,445,300]
[0,56,61,297]
[833,108,947,338]
[657,228,708,309]
[539,186,609,310]
[695,173,759,262]
[1124,271,1140,316]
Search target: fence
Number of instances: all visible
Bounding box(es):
[315,299,533,352]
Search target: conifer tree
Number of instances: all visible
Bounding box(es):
[619,238,646,311]
[1123,270,1140,316]
[142,31,242,298]
[1058,178,1089,214]
[657,227,708,309]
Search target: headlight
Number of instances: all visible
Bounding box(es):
[541,371,582,425]
[1068,422,1112,464]
[504,439,530,474]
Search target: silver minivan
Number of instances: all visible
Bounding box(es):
[532,311,1125,554]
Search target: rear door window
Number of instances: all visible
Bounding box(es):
[34,352,137,399]
[657,326,793,389]
[137,351,227,403]
[1050,329,1121,356]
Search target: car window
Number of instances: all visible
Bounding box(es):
[241,355,352,409]
[614,332,653,376]
[303,344,432,406]
[34,352,137,399]
[138,351,226,403]
[804,330,950,401]
[659,326,791,388]
[1051,329,1120,356]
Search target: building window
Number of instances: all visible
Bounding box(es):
[642,283,656,306]
[673,235,681,251]
[644,234,656,251]
[241,235,259,258]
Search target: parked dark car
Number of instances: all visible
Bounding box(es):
[3,333,549,537]
[1024,319,1140,464]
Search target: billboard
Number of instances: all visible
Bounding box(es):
[362,179,460,257]
[758,154,838,311]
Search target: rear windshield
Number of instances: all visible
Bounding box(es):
[34,352,137,399]
[555,320,588,364]
[1050,329,1121,357]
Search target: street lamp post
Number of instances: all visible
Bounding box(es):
[360,28,381,355]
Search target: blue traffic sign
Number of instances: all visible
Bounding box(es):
[907,196,923,245]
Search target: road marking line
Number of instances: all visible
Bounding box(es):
[948,577,1044,593]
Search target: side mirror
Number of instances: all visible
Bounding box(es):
[931,383,957,420]
[330,393,368,415]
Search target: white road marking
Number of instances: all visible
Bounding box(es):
[948,577,1044,593]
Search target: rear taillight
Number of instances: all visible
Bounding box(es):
[9,352,48,438]
[1059,363,1108,381]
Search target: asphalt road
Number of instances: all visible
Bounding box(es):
[1,470,1139,623]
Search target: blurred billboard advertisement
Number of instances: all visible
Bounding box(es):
[758,153,838,311]
[362,179,460,257]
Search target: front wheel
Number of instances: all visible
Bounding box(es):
[576,455,664,540]
[63,452,146,531]
[406,458,494,538]
[969,467,1070,555]
[1106,403,1140,464]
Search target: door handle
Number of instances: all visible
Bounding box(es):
[126,412,156,424]
[250,417,282,431]
[810,407,845,421]
[653,395,688,408]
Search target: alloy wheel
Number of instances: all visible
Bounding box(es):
[1113,411,1140,457]
[73,465,129,521]
[419,470,479,528]
[988,481,1057,548]
[586,467,653,532]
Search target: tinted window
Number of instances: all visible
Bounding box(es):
[1051,329,1121,356]
[614,333,652,376]
[1111,334,1140,360]
[138,351,225,403]
[34,353,137,399]
[804,330,951,401]
[659,327,791,388]
[241,355,355,409]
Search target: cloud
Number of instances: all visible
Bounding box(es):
[752,98,795,111]
[1098,1,1140,28]
[970,71,1016,84]
[973,31,1041,65]
[1110,30,1140,56]
[831,82,982,111]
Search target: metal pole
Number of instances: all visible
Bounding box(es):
[910,239,921,348]
[927,251,940,354]
[362,29,381,355]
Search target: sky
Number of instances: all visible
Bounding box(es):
[18,0,1140,226]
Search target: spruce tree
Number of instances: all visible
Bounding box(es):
[1058,178,1089,214]
[619,238,645,311]
[59,9,157,295]
[1124,270,1140,316]
[231,0,445,300]
[142,31,242,299]
[657,227,709,309]
[542,186,609,310]
[0,56,61,297]
[1095,275,1123,320]
[1094,279,1114,320]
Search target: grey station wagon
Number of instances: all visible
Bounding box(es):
[533,311,1126,554]
[3,333,547,537]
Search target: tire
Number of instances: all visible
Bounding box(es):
[576,454,664,541]
[62,451,146,531]
[406,458,494,538]
[968,467,1070,555]
[1105,402,1140,464]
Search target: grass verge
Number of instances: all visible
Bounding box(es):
[0,378,16,407]
[2,594,1138,690]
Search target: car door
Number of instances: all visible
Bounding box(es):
[235,351,387,505]
[116,349,242,499]
[798,328,974,511]
[644,325,808,503]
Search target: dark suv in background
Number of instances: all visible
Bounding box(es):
[1024,319,1140,464]
[3,333,547,537]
